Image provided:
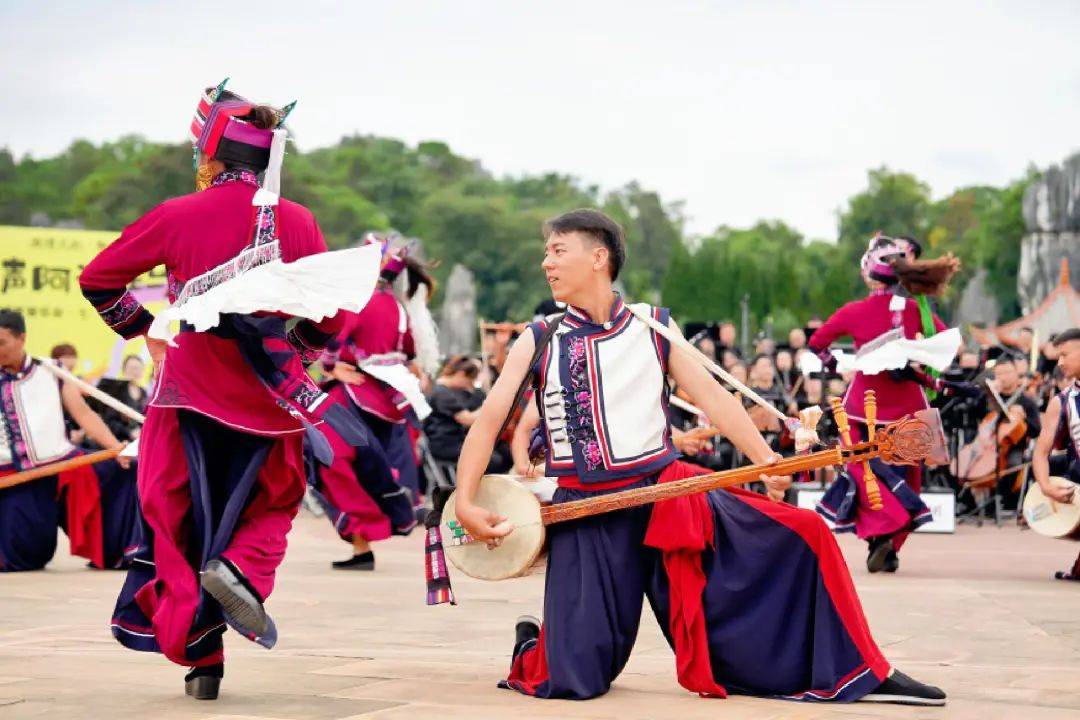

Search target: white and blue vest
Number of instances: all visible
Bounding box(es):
[0,357,76,471]
[529,297,676,484]
[1056,382,1080,483]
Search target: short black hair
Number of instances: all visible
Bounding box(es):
[1053,328,1080,346]
[543,209,626,280]
[994,353,1019,367]
[0,309,26,336]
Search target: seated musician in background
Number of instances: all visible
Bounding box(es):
[979,354,1041,510]
[775,348,797,395]
[92,354,149,444]
[747,353,795,452]
[425,355,512,473]
[0,310,137,572]
[454,209,945,705]
[1032,328,1080,582]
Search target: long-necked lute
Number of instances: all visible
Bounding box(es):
[441,412,935,580]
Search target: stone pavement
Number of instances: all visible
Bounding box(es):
[2,514,1079,720]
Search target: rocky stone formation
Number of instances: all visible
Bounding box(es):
[1018,232,1080,315]
[438,263,477,355]
[1018,152,1080,314]
[954,268,1000,330]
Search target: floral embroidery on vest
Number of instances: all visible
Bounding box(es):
[565,336,601,470]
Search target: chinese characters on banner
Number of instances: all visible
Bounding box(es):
[0,225,167,379]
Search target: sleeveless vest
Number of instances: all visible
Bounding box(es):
[530,297,676,484]
[1056,382,1080,483]
[0,357,76,471]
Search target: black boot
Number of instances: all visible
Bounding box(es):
[861,669,946,706]
[200,558,269,637]
[866,536,893,573]
[332,551,375,571]
[184,663,224,700]
[884,548,899,573]
[513,615,540,658]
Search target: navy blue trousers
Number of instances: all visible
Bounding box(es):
[503,476,889,701]
[0,460,138,572]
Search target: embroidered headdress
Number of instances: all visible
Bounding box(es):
[859,232,914,284]
[190,78,294,206]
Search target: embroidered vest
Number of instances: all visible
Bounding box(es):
[530,299,676,483]
[1056,383,1080,483]
[0,358,75,471]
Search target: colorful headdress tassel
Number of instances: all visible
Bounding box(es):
[424,486,456,606]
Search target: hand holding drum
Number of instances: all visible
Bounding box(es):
[452,497,514,550]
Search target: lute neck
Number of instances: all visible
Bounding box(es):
[539,446,847,526]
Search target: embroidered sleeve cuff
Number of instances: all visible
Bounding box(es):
[815,348,837,372]
[81,288,154,340]
[287,322,333,366]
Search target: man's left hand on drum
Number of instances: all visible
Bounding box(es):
[455,502,515,549]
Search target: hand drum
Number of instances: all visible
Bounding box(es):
[442,475,546,580]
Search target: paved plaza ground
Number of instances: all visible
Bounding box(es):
[2,512,1079,720]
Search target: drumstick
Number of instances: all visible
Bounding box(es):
[0,447,124,491]
[669,394,706,417]
[36,359,146,424]
[626,306,788,423]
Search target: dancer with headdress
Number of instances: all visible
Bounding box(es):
[79,79,380,700]
[307,235,439,569]
[809,233,974,573]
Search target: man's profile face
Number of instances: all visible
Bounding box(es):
[541,231,605,304]
[0,328,26,369]
[1058,340,1080,379]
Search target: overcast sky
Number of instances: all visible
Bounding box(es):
[2,0,1078,240]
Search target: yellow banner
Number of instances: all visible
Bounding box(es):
[0,225,166,379]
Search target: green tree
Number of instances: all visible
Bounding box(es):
[837,168,932,292]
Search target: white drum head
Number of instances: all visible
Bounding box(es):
[442,475,546,580]
[1023,477,1080,539]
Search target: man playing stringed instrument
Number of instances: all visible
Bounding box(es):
[1032,328,1080,581]
[452,209,945,705]
[0,309,138,572]
[971,354,1042,510]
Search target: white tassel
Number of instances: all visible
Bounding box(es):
[252,128,287,206]
[407,284,442,377]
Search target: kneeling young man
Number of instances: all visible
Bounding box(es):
[1031,328,1080,581]
[453,209,945,705]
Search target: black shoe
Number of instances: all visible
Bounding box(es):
[861,670,946,706]
[884,549,899,573]
[184,663,223,700]
[866,537,893,574]
[332,551,375,571]
[513,615,540,658]
[200,558,268,637]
